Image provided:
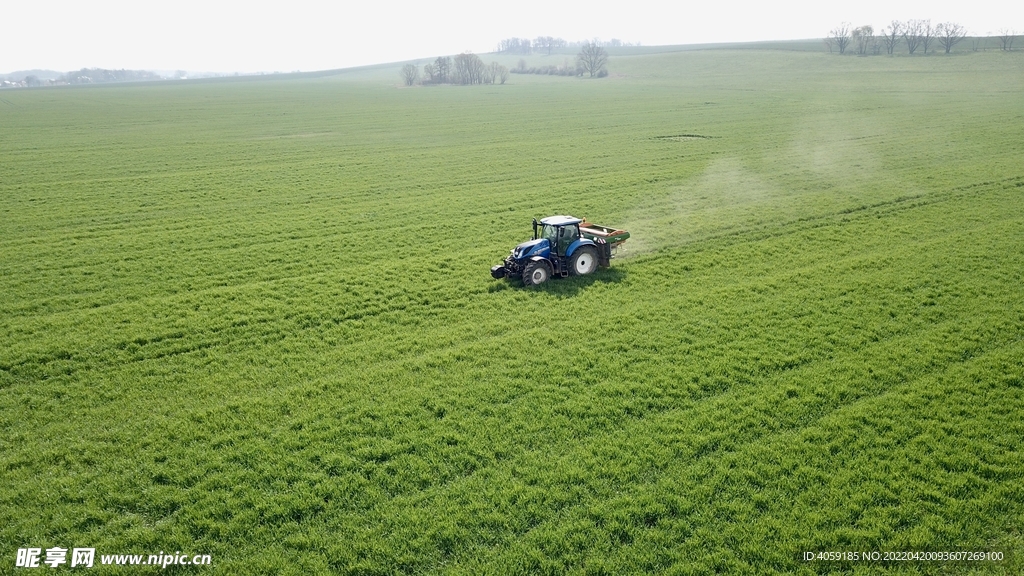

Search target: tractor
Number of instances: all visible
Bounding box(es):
[490,215,630,286]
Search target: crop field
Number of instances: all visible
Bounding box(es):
[2,48,1024,574]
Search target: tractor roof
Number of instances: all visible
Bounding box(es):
[539,215,582,226]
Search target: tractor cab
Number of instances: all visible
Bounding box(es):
[534,215,582,257]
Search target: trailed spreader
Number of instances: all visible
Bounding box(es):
[490,215,630,286]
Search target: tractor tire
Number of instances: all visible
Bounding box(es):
[522,261,550,286]
[569,246,599,276]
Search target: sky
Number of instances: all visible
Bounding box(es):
[2,1,1021,74]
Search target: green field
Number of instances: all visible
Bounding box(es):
[2,47,1024,574]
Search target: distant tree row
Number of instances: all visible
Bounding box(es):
[59,68,163,84]
[994,30,1018,51]
[497,36,637,55]
[498,38,536,55]
[509,42,609,78]
[2,68,163,88]
[511,58,579,77]
[400,54,509,86]
[827,22,1018,55]
[401,42,610,86]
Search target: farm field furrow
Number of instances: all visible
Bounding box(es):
[2,48,1023,574]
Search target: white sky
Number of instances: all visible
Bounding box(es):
[2,1,1020,73]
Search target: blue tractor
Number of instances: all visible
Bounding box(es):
[490,215,630,286]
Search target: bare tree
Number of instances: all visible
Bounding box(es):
[422,63,437,83]
[880,21,901,55]
[498,38,532,54]
[453,53,471,84]
[434,56,452,84]
[823,36,835,54]
[852,25,874,55]
[576,41,609,77]
[997,29,1017,51]
[970,35,984,51]
[534,36,552,55]
[400,64,418,86]
[935,23,967,54]
[829,23,852,54]
[903,19,925,54]
[454,52,486,85]
[484,62,510,84]
[920,20,934,54]
[531,36,568,56]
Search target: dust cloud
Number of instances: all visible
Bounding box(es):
[618,157,778,258]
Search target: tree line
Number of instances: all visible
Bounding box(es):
[400,42,610,86]
[400,54,509,86]
[3,68,163,88]
[509,42,609,78]
[497,36,637,55]
[827,22,1018,55]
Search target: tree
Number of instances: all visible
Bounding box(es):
[534,36,556,55]
[997,29,1016,51]
[903,19,925,54]
[453,52,486,85]
[498,38,531,54]
[852,25,874,55]
[433,56,452,84]
[576,42,608,77]
[880,21,901,55]
[919,20,934,54]
[829,23,851,54]
[534,36,569,54]
[422,63,437,83]
[935,23,966,54]
[486,62,508,85]
[400,64,418,86]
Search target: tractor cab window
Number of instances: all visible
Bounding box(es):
[542,224,559,244]
[557,225,579,255]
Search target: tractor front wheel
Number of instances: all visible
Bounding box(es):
[569,246,599,276]
[522,261,550,286]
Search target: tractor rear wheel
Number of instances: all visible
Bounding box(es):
[522,261,550,286]
[569,246,599,276]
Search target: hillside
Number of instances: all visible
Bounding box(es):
[1,68,63,80]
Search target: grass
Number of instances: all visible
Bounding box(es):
[2,48,1023,574]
